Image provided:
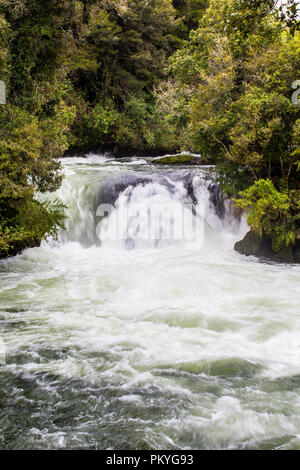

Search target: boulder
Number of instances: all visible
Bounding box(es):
[234,231,263,258]
[234,231,299,264]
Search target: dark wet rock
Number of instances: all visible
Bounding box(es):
[167,171,198,204]
[98,171,226,224]
[235,231,264,258]
[186,175,198,205]
[208,183,225,219]
[294,241,300,263]
[235,231,300,264]
[98,174,153,206]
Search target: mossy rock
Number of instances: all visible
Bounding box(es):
[153,154,203,165]
[235,231,299,264]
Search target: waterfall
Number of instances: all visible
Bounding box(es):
[57,165,245,251]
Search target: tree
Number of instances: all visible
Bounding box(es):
[0,1,77,256]
[167,0,300,188]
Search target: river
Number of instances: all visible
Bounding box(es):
[0,154,300,450]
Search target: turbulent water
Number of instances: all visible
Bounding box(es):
[1,154,300,450]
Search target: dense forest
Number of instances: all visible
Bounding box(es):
[0,0,299,257]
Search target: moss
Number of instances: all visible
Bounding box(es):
[153,154,202,165]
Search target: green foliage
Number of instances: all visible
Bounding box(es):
[235,179,300,252]
[76,102,120,147]
[167,0,300,181]
[0,13,10,82]
[69,0,182,151]
[215,160,253,197]
[172,0,208,38]
[0,0,77,256]
[0,103,68,256]
[0,199,65,257]
[0,225,27,255]
[228,87,298,183]
[0,0,208,157]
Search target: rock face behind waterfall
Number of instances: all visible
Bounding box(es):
[98,172,226,217]
[235,231,300,264]
[94,169,229,250]
[98,175,153,206]
[208,183,225,219]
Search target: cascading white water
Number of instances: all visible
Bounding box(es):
[57,163,246,251]
[0,154,300,450]
[97,178,213,250]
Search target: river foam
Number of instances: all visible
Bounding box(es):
[0,154,299,450]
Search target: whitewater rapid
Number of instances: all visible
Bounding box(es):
[0,154,300,450]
